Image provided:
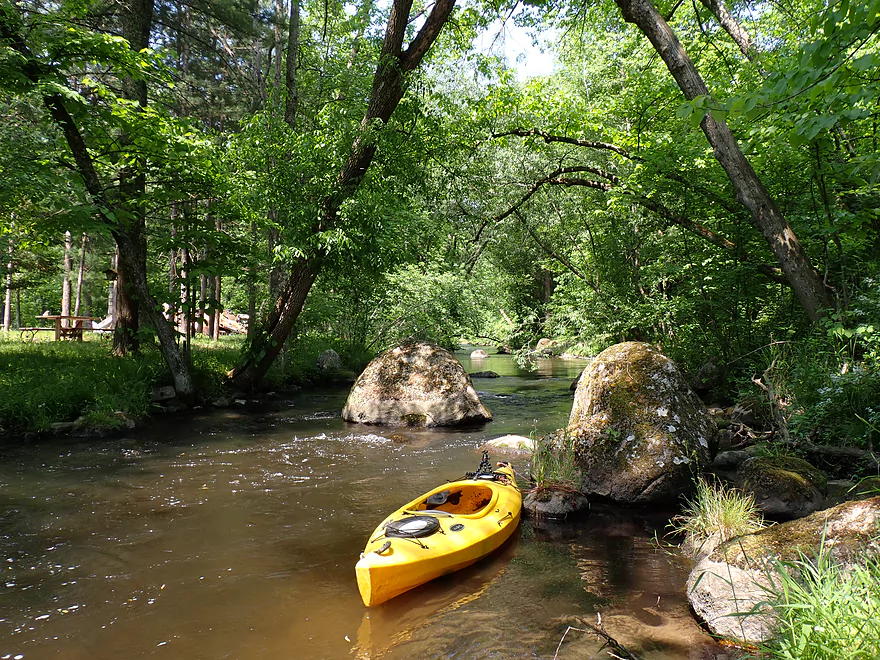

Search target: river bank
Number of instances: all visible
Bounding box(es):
[0,334,363,440]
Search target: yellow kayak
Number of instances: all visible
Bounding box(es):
[355,453,522,607]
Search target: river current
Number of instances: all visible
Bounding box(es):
[0,351,727,659]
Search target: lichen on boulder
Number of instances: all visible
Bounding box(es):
[341,340,492,428]
[567,342,717,504]
[737,455,828,519]
[686,496,880,645]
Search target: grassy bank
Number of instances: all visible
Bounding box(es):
[0,332,367,435]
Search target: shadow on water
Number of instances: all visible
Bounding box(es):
[0,351,728,659]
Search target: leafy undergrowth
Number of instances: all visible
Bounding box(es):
[760,547,880,660]
[0,334,245,433]
[0,335,162,432]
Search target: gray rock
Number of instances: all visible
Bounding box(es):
[50,421,75,432]
[470,370,500,378]
[712,449,754,470]
[482,434,534,453]
[568,342,717,504]
[737,455,827,519]
[470,349,489,358]
[150,385,176,402]
[523,489,589,518]
[687,496,880,645]
[342,340,492,428]
[317,349,342,371]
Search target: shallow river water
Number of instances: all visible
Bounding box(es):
[0,351,728,660]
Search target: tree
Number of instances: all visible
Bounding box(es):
[0,1,195,397]
[229,0,457,389]
[613,0,833,321]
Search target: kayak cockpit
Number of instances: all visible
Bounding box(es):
[406,484,497,517]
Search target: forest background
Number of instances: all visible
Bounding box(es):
[0,0,878,446]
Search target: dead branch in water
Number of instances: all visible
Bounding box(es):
[553,613,643,660]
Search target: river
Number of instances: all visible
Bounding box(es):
[0,351,727,659]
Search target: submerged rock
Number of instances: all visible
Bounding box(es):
[482,434,534,453]
[523,489,589,518]
[567,342,717,504]
[342,340,492,428]
[737,455,828,519]
[687,496,880,645]
[470,370,500,378]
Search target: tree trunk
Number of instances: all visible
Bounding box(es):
[212,215,222,341]
[3,237,12,332]
[112,0,153,354]
[74,233,87,317]
[61,230,73,325]
[107,249,118,324]
[697,0,757,62]
[228,0,456,390]
[614,0,833,321]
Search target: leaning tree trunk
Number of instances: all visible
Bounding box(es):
[228,0,457,390]
[615,0,833,321]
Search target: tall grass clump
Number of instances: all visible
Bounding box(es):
[761,547,880,660]
[670,478,765,557]
[530,430,579,495]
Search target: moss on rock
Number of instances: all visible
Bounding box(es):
[568,342,717,504]
[737,455,828,519]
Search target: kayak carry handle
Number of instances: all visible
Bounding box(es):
[375,541,392,555]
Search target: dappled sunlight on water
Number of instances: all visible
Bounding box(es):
[0,351,727,659]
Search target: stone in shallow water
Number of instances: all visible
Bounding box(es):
[482,434,534,453]
[568,341,717,504]
[342,340,492,428]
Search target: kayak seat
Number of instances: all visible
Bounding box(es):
[418,485,494,515]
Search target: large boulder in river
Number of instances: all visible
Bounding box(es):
[737,455,828,519]
[687,496,880,645]
[342,340,492,428]
[567,342,717,504]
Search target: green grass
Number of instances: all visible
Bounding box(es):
[0,334,163,432]
[760,546,880,660]
[670,478,766,557]
[0,330,370,434]
[530,430,580,494]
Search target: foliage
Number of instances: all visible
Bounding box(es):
[0,336,160,432]
[0,334,245,432]
[669,478,765,556]
[529,430,579,494]
[759,544,880,660]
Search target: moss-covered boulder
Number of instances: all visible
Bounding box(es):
[686,496,880,644]
[737,455,828,519]
[341,340,492,428]
[567,342,717,504]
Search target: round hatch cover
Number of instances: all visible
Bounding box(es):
[385,515,441,538]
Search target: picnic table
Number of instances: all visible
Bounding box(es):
[21,315,101,341]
